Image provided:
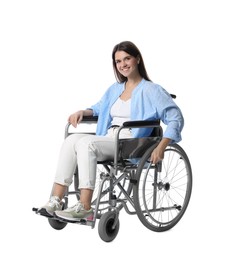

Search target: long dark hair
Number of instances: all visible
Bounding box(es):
[112,41,152,83]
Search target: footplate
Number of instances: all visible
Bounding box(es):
[32,207,94,227]
[32,207,54,218]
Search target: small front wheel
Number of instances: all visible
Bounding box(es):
[98,211,120,242]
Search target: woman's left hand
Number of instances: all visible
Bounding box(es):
[150,146,165,164]
[150,138,171,164]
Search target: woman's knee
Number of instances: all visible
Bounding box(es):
[63,134,88,149]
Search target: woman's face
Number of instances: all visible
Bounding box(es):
[114,51,139,78]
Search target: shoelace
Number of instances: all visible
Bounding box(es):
[48,196,60,207]
[65,202,84,213]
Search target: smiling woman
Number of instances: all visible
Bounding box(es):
[112,41,151,84]
[35,40,184,224]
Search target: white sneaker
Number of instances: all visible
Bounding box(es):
[38,196,63,217]
[55,201,93,221]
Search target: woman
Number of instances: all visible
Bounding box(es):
[37,41,184,221]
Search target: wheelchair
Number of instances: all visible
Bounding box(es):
[33,112,192,242]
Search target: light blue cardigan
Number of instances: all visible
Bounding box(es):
[89,79,184,143]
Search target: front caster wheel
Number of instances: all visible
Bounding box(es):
[48,218,68,230]
[98,211,120,242]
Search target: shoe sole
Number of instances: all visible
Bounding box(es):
[54,212,93,223]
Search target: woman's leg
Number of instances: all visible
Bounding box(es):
[53,133,89,195]
[80,189,93,210]
[53,129,129,202]
[52,183,67,200]
[54,135,115,220]
[75,135,115,208]
[38,134,90,216]
[76,129,132,210]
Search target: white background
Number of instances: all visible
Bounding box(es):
[0,0,226,259]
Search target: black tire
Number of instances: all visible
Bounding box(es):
[48,218,68,230]
[98,211,120,242]
[133,143,192,232]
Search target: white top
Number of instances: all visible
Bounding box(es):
[110,97,131,126]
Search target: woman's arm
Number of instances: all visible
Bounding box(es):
[68,109,93,128]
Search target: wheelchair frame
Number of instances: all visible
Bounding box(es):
[34,116,192,242]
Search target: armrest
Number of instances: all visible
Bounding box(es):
[65,116,98,138]
[81,116,98,123]
[123,120,160,128]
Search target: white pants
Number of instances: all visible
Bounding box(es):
[54,128,132,190]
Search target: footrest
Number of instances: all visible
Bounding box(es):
[32,207,94,226]
[32,207,54,218]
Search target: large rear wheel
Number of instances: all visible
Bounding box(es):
[133,143,192,232]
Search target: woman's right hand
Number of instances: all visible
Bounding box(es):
[68,110,84,128]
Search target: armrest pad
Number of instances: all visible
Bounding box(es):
[123,120,160,127]
[81,116,98,122]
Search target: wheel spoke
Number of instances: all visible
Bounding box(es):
[133,144,192,232]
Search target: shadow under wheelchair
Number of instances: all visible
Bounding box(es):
[33,116,192,242]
